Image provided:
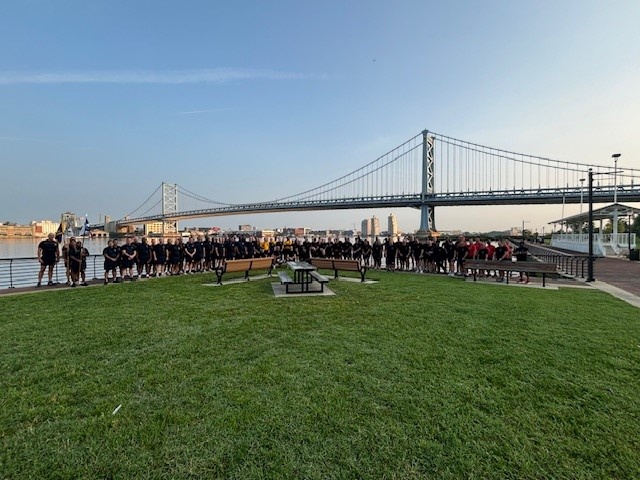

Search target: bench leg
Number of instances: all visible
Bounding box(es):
[542,274,546,287]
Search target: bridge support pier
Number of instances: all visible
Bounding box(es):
[416,130,435,238]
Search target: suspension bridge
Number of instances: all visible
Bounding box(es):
[113,130,640,232]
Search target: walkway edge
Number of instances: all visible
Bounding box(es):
[585,280,640,309]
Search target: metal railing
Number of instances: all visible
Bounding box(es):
[0,255,103,290]
[525,243,593,279]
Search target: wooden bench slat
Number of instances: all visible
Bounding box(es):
[465,259,557,287]
[215,257,274,285]
[309,258,367,282]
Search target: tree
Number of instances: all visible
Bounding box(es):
[603,220,627,234]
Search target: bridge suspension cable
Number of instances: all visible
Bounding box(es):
[123,184,162,219]
[268,133,424,203]
[117,129,640,226]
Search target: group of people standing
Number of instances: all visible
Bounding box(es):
[37,232,528,287]
[36,233,90,287]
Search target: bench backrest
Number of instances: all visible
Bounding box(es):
[223,259,253,273]
[223,257,274,273]
[309,258,334,270]
[249,257,274,270]
[466,260,557,272]
[331,259,361,272]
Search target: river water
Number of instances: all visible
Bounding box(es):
[0,238,111,259]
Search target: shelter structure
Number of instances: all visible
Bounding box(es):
[549,203,639,256]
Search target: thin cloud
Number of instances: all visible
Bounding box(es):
[176,108,229,115]
[0,68,332,85]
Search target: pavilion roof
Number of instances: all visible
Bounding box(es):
[548,203,640,224]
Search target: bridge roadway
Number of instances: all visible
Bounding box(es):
[114,184,640,226]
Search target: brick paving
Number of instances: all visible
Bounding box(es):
[591,257,640,297]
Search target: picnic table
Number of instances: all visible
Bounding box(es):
[278,261,329,293]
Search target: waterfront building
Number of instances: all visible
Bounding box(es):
[0,224,33,237]
[361,218,371,237]
[388,213,398,238]
[371,216,380,236]
[145,221,178,235]
[31,220,58,237]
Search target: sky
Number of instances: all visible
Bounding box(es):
[1,0,639,235]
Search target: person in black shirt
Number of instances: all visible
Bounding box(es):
[77,241,89,286]
[372,237,383,269]
[68,242,82,287]
[494,239,510,283]
[103,239,119,284]
[120,237,137,280]
[514,241,530,284]
[37,233,60,287]
[136,236,152,278]
[184,237,197,273]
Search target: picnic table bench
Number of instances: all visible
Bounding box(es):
[214,256,275,285]
[309,258,368,282]
[279,261,329,293]
[465,259,558,287]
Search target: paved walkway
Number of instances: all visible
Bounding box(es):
[587,256,640,308]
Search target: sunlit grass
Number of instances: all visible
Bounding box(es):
[1,271,639,478]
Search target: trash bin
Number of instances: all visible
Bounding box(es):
[629,249,639,261]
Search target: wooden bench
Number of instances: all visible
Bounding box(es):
[215,256,274,285]
[309,258,368,282]
[465,259,558,287]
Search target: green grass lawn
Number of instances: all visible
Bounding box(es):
[1,271,639,479]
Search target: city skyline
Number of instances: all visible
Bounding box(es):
[2,1,639,233]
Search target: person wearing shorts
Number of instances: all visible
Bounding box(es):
[103,239,119,284]
[37,233,60,287]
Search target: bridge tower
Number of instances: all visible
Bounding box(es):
[418,130,435,235]
[162,182,178,234]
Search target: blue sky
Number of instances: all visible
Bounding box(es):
[1,0,639,234]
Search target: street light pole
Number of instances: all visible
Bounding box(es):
[612,153,621,251]
[522,220,530,241]
[612,153,621,204]
[587,169,594,282]
[580,177,586,234]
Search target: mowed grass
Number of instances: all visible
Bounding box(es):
[1,270,639,479]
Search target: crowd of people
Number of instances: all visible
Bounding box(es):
[37,233,529,287]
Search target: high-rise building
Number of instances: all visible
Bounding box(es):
[388,213,398,238]
[361,218,371,237]
[371,216,380,236]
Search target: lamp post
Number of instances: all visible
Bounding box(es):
[522,220,530,241]
[612,153,621,204]
[587,164,621,281]
[612,153,621,250]
[579,177,586,234]
[587,169,594,281]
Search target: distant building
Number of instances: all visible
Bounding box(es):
[239,224,253,232]
[388,213,398,238]
[61,212,81,231]
[257,229,275,238]
[31,220,58,237]
[0,224,33,237]
[361,218,371,237]
[371,216,380,236]
[145,222,178,235]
